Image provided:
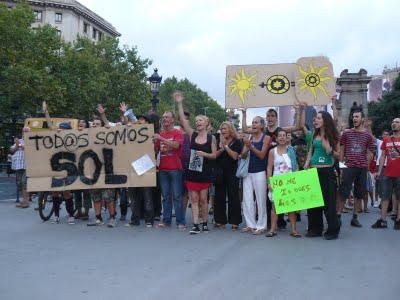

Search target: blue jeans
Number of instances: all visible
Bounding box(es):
[159,170,185,225]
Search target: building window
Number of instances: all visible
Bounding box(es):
[92,28,97,39]
[83,22,89,34]
[34,10,42,22]
[55,13,62,23]
[98,32,102,41]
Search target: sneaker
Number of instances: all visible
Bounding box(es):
[394,220,400,230]
[189,225,201,234]
[351,218,362,228]
[87,218,104,226]
[107,218,117,228]
[373,202,380,208]
[202,224,209,233]
[51,216,60,224]
[67,216,75,225]
[178,224,186,230]
[371,219,387,229]
[146,222,153,228]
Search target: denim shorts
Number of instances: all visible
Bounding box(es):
[380,176,400,200]
[91,189,115,203]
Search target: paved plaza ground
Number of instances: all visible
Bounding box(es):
[0,174,398,300]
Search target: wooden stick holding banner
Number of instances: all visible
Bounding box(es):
[270,168,324,215]
[24,124,156,192]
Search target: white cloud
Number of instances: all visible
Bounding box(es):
[79,0,400,106]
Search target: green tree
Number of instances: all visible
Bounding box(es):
[0,2,152,123]
[158,77,226,129]
[0,2,63,118]
[369,74,400,136]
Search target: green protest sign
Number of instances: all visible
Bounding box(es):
[270,168,324,214]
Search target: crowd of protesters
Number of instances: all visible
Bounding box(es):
[9,91,400,239]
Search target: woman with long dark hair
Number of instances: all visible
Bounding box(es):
[304,111,341,240]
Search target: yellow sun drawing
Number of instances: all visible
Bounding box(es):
[229,69,257,104]
[297,64,333,101]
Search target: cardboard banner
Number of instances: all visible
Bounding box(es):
[24,125,156,192]
[270,168,324,214]
[225,56,335,108]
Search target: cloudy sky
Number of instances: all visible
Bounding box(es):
[80,0,399,110]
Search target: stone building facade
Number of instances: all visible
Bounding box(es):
[2,0,120,42]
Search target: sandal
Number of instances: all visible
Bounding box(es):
[265,231,277,237]
[157,223,169,228]
[16,203,29,208]
[290,232,302,238]
[252,229,265,235]
[232,225,239,231]
[241,227,253,233]
[214,223,226,229]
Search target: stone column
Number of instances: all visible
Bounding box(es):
[336,69,371,128]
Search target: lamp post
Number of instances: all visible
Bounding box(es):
[148,68,162,112]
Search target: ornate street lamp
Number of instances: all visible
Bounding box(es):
[148,68,162,112]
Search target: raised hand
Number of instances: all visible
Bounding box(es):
[42,101,48,112]
[173,91,184,103]
[97,104,106,114]
[119,102,127,113]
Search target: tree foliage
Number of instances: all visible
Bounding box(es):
[158,77,226,129]
[0,2,152,122]
[369,74,400,136]
[0,1,227,129]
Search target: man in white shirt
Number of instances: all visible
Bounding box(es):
[10,134,29,208]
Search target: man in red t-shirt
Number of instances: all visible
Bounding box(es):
[153,111,186,228]
[372,118,400,229]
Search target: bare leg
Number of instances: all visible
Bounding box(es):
[380,199,389,220]
[94,201,102,218]
[182,192,189,219]
[268,204,278,234]
[288,212,298,234]
[200,189,209,223]
[191,191,200,224]
[392,194,398,217]
[107,201,116,217]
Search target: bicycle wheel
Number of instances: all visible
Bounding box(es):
[38,192,54,221]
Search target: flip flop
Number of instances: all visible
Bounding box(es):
[265,232,277,238]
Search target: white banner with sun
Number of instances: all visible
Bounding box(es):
[225,56,335,108]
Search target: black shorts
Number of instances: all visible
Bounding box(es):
[380,176,400,200]
[339,167,367,199]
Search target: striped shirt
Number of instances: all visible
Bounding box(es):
[340,130,374,168]
[11,139,26,170]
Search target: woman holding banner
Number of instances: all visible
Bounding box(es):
[266,129,300,238]
[304,111,340,240]
[175,91,217,234]
[240,116,270,235]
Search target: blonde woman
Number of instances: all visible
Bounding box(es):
[214,122,243,230]
[175,91,217,234]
